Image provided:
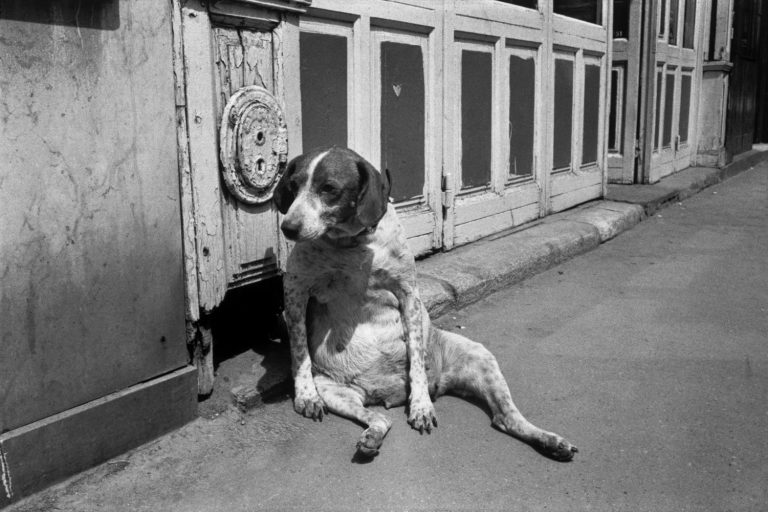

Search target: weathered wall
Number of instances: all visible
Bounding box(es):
[0,0,187,432]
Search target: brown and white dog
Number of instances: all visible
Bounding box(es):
[274,146,577,461]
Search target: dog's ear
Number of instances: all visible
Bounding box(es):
[356,158,391,227]
[273,156,298,214]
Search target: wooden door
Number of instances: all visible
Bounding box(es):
[442,1,545,248]
[648,0,701,181]
[297,0,444,257]
[756,2,768,144]
[179,1,306,313]
[547,0,611,211]
[213,27,285,288]
[726,0,762,156]
[607,0,643,183]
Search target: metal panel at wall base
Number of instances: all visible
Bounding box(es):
[0,367,197,507]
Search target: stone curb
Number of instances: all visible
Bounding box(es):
[606,149,768,216]
[418,200,644,316]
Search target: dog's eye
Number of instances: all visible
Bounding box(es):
[321,184,339,196]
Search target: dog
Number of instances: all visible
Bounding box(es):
[273,146,577,461]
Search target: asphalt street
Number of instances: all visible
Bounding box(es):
[7,163,767,512]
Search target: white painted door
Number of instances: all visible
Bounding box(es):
[441,0,612,244]
[546,0,611,212]
[298,0,444,257]
[300,0,612,252]
[607,0,643,184]
[442,1,545,248]
[649,0,702,182]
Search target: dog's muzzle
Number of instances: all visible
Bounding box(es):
[280,218,301,240]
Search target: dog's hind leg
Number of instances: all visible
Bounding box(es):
[314,374,392,458]
[435,329,578,462]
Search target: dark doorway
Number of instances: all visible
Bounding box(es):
[725,0,763,156]
[755,1,768,143]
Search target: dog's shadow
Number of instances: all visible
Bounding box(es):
[205,278,294,410]
[351,451,376,464]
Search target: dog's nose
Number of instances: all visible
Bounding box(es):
[281,218,300,240]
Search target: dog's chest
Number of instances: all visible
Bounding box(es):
[292,235,414,377]
[295,238,408,305]
[310,265,367,304]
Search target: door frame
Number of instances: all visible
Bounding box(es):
[607,0,644,184]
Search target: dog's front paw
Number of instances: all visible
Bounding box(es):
[294,393,326,421]
[408,399,437,434]
[355,426,387,458]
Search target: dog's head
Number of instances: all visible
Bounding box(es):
[273,147,392,242]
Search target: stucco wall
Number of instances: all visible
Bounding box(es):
[0,0,187,432]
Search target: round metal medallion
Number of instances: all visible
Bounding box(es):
[219,86,288,205]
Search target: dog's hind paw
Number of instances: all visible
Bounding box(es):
[542,434,579,462]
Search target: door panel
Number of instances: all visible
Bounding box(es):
[299,31,349,151]
[611,0,702,184]
[509,52,537,178]
[461,49,494,190]
[380,41,427,202]
[648,0,699,182]
[726,0,762,156]
[549,1,608,212]
[299,2,444,257]
[607,0,642,184]
[445,0,545,248]
[663,69,675,148]
[553,54,575,171]
[678,72,692,143]
[213,27,283,288]
[582,62,602,164]
[371,27,442,256]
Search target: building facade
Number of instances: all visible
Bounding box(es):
[0,0,762,505]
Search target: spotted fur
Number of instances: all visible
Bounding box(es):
[277,147,578,460]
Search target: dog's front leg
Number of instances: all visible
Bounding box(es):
[283,272,326,420]
[397,284,438,433]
